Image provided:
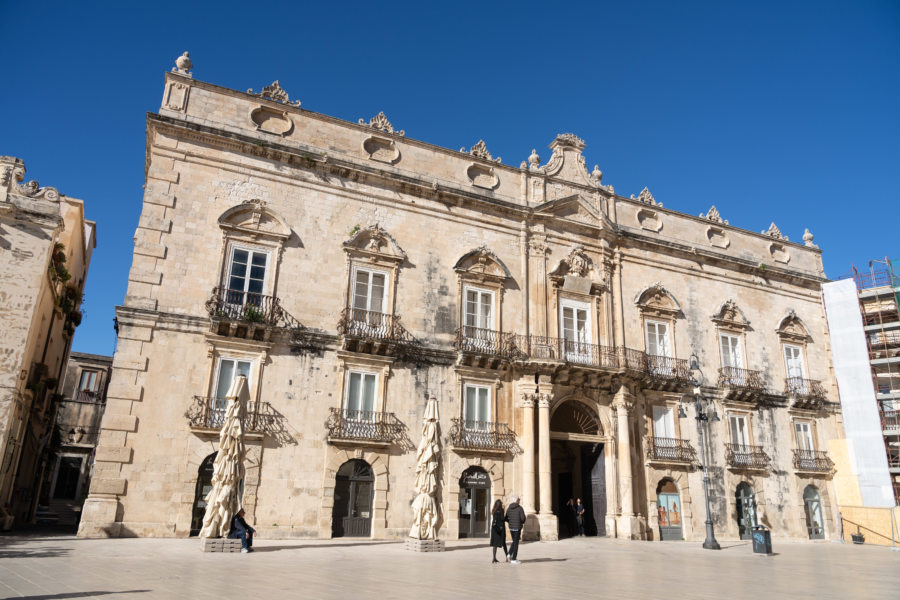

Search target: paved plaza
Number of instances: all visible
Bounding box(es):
[1,534,898,600]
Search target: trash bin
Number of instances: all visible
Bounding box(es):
[752,525,773,555]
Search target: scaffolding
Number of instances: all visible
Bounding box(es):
[849,257,900,504]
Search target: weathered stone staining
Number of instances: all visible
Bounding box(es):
[78,53,839,544]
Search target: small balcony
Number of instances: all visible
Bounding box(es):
[881,408,900,433]
[455,326,515,368]
[185,395,268,436]
[644,355,692,391]
[646,436,697,466]
[448,419,518,454]
[793,449,835,474]
[325,407,406,447]
[784,377,828,409]
[725,443,771,471]
[206,287,284,342]
[718,367,767,401]
[74,389,104,403]
[338,308,419,357]
[888,447,900,472]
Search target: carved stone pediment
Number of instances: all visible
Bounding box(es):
[549,245,606,294]
[630,187,661,207]
[537,134,604,191]
[218,199,291,241]
[701,205,728,224]
[762,222,788,241]
[460,140,500,163]
[343,224,406,264]
[776,310,811,343]
[358,112,404,136]
[246,80,300,107]
[533,195,608,231]
[711,300,751,330]
[635,282,681,317]
[454,247,510,283]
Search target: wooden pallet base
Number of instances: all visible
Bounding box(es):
[200,537,244,553]
[405,538,445,552]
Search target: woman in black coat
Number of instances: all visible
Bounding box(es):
[490,499,508,563]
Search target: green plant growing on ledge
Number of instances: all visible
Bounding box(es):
[50,242,72,284]
[242,305,266,323]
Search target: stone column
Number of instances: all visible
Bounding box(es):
[521,393,536,514]
[538,394,552,515]
[614,384,639,539]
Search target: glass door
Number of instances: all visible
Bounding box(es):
[803,486,825,540]
[561,300,591,364]
[657,482,683,541]
[646,321,673,375]
[736,483,757,540]
[464,288,494,351]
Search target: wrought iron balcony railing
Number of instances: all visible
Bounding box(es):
[455,326,516,358]
[645,355,691,382]
[725,443,771,470]
[338,308,417,345]
[185,395,267,433]
[326,407,406,445]
[206,287,282,326]
[784,377,827,400]
[646,437,697,463]
[793,449,835,473]
[504,334,661,372]
[448,418,517,452]
[718,367,767,392]
[73,389,104,403]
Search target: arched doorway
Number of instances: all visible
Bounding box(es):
[656,479,683,541]
[190,452,217,536]
[735,482,757,540]
[803,485,825,540]
[458,466,491,538]
[332,459,374,538]
[550,401,605,538]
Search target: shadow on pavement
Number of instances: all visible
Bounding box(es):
[253,540,401,552]
[522,557,568,563]
[443,543,489,552]
[13,591,150,599]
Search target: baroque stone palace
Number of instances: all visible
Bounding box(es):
[80,54,840,542]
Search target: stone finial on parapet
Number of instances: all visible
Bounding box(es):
[803,228,818,248]
[172,51,193,77]
[0,156,25,204]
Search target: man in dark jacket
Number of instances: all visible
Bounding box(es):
[505,497,526,564]
[228,508,256,553]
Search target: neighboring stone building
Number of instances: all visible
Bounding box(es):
[80,54,841,542]
[39,352,112,526]
[0,157,95,527]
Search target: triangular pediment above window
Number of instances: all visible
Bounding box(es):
[343,224,406,263]
[711,300,751,330]
[218,199,291,241]
[635,282,682,317]
[776,310,811,343]
[454,246,510,283]
[534,195,607,230]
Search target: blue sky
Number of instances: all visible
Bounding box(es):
[2,1,898,357]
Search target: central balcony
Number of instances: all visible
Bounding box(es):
[455,326,516,369]
[718,367,767,402]
[645,436,697,466]
[338,308,419,357]
[185,395,268,436]
[325,407,406,447]
[793,449,835,475]
[448,419,518,454]
[725,443,771,471]
[785,377,828,409]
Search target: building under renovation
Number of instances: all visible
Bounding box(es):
[80,53,842,543]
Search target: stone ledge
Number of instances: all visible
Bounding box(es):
[128,270,163,285]
[405,538,445,552]
[95,446,133,464]
[134,239,167,259]
[102,414,138,432]
[200,537,243,553]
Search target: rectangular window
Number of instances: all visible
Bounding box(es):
[729,414,750,447]
[227,247,269,303]
[784,345,805,379]
[645,321,671,358]
[213,358,253,409]
[464,288,494,331]
[720,334,743,369]
[352,268,387,313]
[652,405,675,439]
[346,371,378,415]
[464,384,491,425]
[78,370,98,392]
[561,299,591,363]
[794,421,814,451]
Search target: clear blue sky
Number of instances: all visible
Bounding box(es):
[2,1,898,357]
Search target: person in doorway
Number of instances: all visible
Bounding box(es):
[490,499,508,563]
[565,498,576,537]
[228,508,256,553]
[575,498,586,536]
[505,496,526,564]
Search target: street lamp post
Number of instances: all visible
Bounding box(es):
[681,354,721,550]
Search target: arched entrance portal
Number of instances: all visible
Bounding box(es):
[458,466,491,538]
[550,401,606,538]
[332,459,375,538]
[803,485,825,540]
[656,479,683,540]
[191,452,217,536]
[735,482,757,540]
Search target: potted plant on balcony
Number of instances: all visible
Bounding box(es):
[242,305,266,323]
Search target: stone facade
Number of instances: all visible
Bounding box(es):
[0,157,95,527]
[79,57,841,542]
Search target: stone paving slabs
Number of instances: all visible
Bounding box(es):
[0,535,898,599]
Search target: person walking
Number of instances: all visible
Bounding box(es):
[490,499,508,563]
[575,498,586,536]
[505,496,526,564]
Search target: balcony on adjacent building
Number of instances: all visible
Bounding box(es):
[206,287,306,344]
[455,326,516,368]
[448,419,518,454]
[793,449,835,474]
[646,436,697,465]
[888,447,900,473]
[880,407,900,433]
[338,307,419,357]
[185,395,268,436]
[718,367,767,401]
[325,407,406,447]
[784,377,828,409]
[725,443,771,471]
